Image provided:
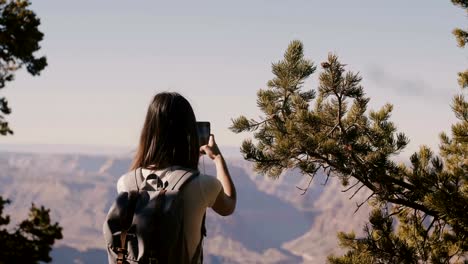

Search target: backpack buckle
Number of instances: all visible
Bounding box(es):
[155,177,169,191]
[116,247,127,254]
[116,249,127,263]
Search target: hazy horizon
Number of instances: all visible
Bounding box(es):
[0,142,244,158]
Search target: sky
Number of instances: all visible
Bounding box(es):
[0,0,466,158]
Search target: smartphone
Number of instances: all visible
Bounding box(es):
[196,121,210,146]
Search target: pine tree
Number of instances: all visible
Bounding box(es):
[0,1,62,263]
[231,2,467,262]
[0,0,47,135]
[0,197,63,263]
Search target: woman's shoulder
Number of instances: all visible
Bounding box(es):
[195,172,221,191]
[191,172,221,208]
[195,172,218,183]
[116,169,140,193]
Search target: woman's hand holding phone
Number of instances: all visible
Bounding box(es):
[199,134,221,160]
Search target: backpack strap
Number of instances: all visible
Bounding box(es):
[166,169,200,191]
[116,190,139,264]
[133,168,141,191]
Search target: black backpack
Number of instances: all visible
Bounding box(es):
[103,168,206,264]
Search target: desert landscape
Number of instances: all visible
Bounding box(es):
[0,149,371,263]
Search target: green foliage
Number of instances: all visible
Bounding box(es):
[451,0,468,92]
[0,197,62,264]
[230,40,411,190]
[329,209,418,264]
[0,0,47,135]
[453,28,468,48]
[458,71,468,89]
[231,9,468,261]
[231,40,318,178]
[0,1,61,263]
[451,0,468,11]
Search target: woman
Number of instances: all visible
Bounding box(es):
[116,92,236,263]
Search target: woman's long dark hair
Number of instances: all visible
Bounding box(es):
[131,92,200,170]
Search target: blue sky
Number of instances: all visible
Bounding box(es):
[1,0,466,157]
